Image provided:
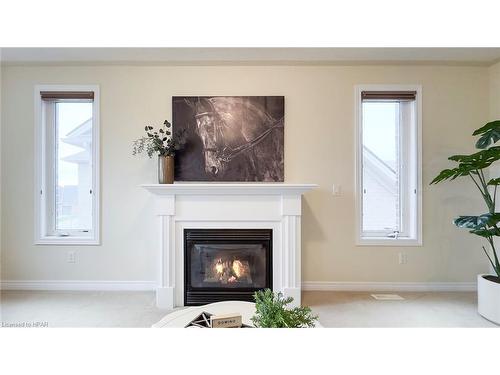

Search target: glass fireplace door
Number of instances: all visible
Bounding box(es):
[190,244,267,288]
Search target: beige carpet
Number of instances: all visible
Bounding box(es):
[1,290,497,328]
[0,291,168,328]
[303,291,498,327]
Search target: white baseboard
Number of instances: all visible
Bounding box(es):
[0,280,156,291]
[1,280,477,292]
[302,281,477,292]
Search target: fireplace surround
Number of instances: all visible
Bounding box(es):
[142,183,316,309]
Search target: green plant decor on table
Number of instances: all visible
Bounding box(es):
[132,120,187,158]
[430,120,500,279]
[251,289,318,328]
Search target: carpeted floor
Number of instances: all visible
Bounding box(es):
[0,291,168,328]
[0,290,497,328]
[302,291,497,327]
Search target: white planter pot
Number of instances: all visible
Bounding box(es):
[477,274,500,325]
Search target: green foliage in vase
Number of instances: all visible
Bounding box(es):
[132,120,187,158]
[251,289,318,328]
[431,120,500,277]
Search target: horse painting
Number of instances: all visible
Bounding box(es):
[172,96,284,181]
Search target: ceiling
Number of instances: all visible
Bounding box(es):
[2,48,500,65]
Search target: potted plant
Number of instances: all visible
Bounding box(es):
[431,120,500,324]
[132,120,186,184]
[251,289,318,328]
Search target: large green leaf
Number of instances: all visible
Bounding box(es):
[454,213,500,229]
[448,154,469,162]
[430,168,461,184]
[487,178,500,186]
[448,147,500,168]
[430,163,482,184]
[473,120,500,149]
[430,146,500,185]
[469,227,500,237]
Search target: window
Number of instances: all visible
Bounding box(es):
[35,86,100,245]
[355,85,421,245]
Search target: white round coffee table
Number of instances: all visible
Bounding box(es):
[152,301,256,328]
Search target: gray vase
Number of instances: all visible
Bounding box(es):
[158,155,174,184]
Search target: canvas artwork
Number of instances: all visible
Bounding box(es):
[172,96,284,181]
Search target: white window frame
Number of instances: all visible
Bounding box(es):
[34,85,100,245]
[354,84,422,246]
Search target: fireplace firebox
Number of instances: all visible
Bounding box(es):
[184,229,272,306]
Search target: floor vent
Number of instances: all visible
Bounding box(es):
[371,294,405,301]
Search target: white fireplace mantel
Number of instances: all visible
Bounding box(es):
[142,183,317,309]
[142,183,316,196]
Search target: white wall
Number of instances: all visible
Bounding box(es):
[488,62,500,276]
[490,61,500,119]
[0,64,491,284]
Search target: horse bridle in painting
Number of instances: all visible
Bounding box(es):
[216,118,284,162]
[195,108,284,163]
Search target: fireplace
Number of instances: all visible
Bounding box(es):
[184,229,272,306]
[142,183,315,309]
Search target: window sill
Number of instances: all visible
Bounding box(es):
[356,237,422,247]
[35,236,100,246]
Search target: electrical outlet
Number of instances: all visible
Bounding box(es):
[398,252,407,265]
[67,251,76,263]
[332,184,342,196]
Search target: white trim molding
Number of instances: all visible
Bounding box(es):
[0,280,156,291]
[302,281,476,292]
[34,84,101,246]
[141,183,317,196]
[1,280,477,292]
[354,84,423,247]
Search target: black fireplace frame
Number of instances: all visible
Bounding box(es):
[184,228,273,306]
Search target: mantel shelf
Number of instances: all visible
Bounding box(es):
[141,183,317,196]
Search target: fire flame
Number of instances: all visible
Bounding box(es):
[213,258,246,283]
[232,260,244,278]
[215,259,224,275]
